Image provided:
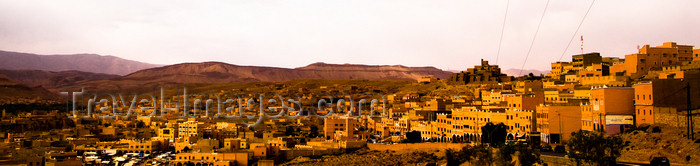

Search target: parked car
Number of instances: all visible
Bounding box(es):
[540,145,552,152]
[650,157,670,166]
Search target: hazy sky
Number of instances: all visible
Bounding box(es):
[0,0,698,71]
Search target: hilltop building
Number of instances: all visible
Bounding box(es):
[449,59,512,84]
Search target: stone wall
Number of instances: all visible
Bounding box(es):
[654,107,700,129]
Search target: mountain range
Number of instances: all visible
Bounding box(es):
[0,50,160,75]
[0,50,456,95]
[502,68,549,77]
[76,62,454,91]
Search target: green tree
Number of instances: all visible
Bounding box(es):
[285,126,295,136]
[309,125,319,138]
[135,120,145,128]
[566,130,626,166]
[405,131,422,143]
[444,144,494,166]
[481,122,508,146]
[445,148,461,166]
[473,144,495,165]
[497,143,517,166]
[515,143,541,166]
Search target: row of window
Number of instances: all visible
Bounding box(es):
[636,94,652,101]
[637,109,652,116]
[129,145,151,149]
[178,156,217,160]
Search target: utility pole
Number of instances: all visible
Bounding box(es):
[686,82,694,140]
[558,111,562,144]
[476,110,480,143]
[580,35,584,54]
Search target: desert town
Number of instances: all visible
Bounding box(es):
[0,42,698,165]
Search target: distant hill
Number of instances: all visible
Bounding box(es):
[0,72,59,101]
[502,68,549,77]
[0,50,160,75]
[295,62,453,80]
[446,70,461,73]
[78,62,453,91]
[124,62,452,82]
[0,69,119,88]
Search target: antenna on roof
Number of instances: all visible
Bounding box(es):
[580,35,584,54]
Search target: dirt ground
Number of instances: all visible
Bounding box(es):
[280,143,468,166]
[618,124,700,165]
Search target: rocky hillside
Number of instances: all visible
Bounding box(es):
[618,124,700,165]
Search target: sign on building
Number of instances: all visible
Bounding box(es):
[605,115,634,125]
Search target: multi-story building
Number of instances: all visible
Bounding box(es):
[424,107,535,143]
[158,128,177,140]
[572,53,603,71]
[611,42,695,78]
[323,117,357,140]
[578,75,630,87]
[581,103,595,131]
[514,80,543,94]
[548,62,573,79]
[172,152,249,166]
[122,139,162,154]
[633,78,700,127]
[505,109,535,138]
[178,120,206,138]
[590,87,635,134]
[481,90,507,105]
[423,98,450,111]
[578,64,610,77]
[536,105,581,144]
[544,89,574,104]
[505,94,543,111]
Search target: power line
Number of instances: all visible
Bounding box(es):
[495,0,510,65]
[557,0,597,62]
[519,0,551,76]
